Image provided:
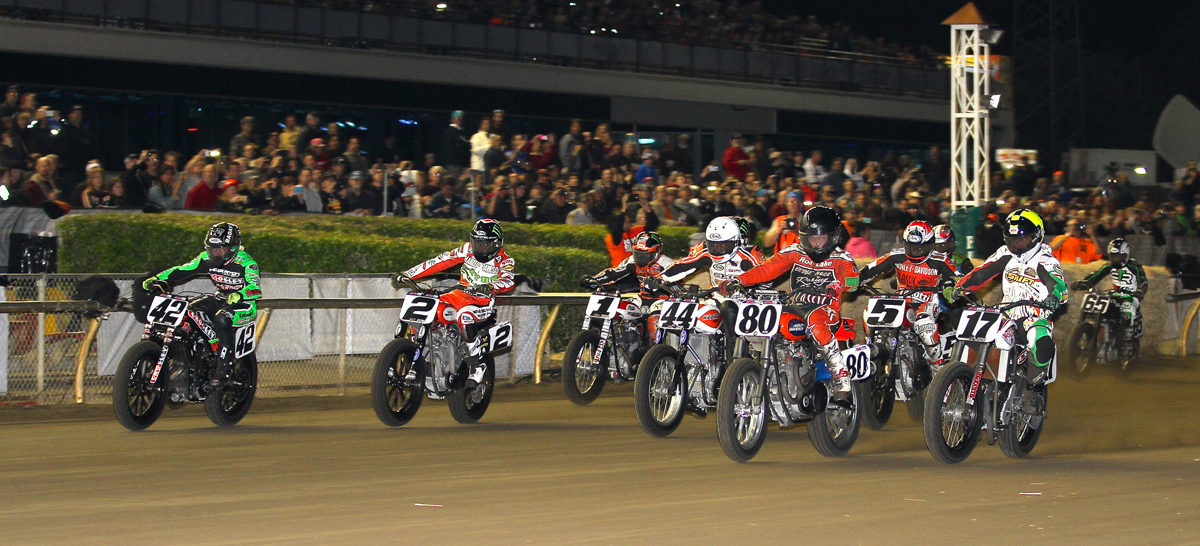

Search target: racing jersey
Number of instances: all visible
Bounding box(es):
[404,243,516,293]
[859,248,959,303]
[956,243,1067,319]
[591,254,675,298]
[1077,258,1148,297]
[737,245,859,312]
[152,250,261,324]
[661,247,761,287]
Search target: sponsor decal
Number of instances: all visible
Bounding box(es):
[787,319,807,337]
[246,289,261,298]
[1004,269,1038,285]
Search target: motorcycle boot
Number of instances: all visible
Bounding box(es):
[914,315,943,365]
[208,309,237,388]
[463,323,492,389]
[821,339,852,406]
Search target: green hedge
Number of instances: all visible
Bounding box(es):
[59,213,697,259]
[58,214,608,291]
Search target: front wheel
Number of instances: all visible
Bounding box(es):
[562,329,606,406]
[999,383,1048,458]
[1065,324,1095,378]
[448,356,495,424]
[862,354,895,431]
[922,361,982,464]
[716,358,769,462]
[112,340,169,431]
[634,344,686,437]
[204,354,258,427]
[807,380,863,457]
[370,339,425,427]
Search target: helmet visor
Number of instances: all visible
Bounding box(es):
[206,245,233,263]
[1004,234,1033,254]
[706,239,736,257]
[471,238,500,260]
[634,249,657,267]
[804,233,832,253]
[1109,252,1128,265]
[905,242,931,260]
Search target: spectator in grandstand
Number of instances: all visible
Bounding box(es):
[803,150,826,184]
[214,178,249,213]
[277,113,300,153]
[342,170,381,215]
[295,111,324,156]
[54,105,94,187]
[77,163,108,208]
[427,176,467,219]
[843,221,878,260]
[566,191,598,225]
[0,85,19,122]
[489,109,508,140]
[485,177,520,222]
[341,136,368,173]
[536,188,573,224]
[469,117,491,191]
[146,165,184,211]
[764,191,804,254]
[559,118,583,175]
[1050,218,1103,264]
[319,173,343,214]
[721,135,750,181]
[23,155,58,204]
[821,157,849,194]
[185,163,221,211]
[634,151,657,186]
[483,133,506,176]
[102,177,126,208]
[229,116,259,160]
[443,110,469,180]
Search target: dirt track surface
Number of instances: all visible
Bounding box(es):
[3,361,1200,544]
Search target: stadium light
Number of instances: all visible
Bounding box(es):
[1134,166,1148,175]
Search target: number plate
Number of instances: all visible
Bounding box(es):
[146,294,188,326]
[399,294,440,324]
[863,297,906,328]
[233,323,256,358]
[955,309,1006,342]
[585,294,620,319]
[1082,293,1111,314]
[841,344,873,381]
[733,301,782,337]
[658,300,699,330]
[488,321,513,352]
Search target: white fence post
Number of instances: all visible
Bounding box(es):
[35,276,46,402]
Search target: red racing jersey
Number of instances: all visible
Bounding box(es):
[738,245,859,312]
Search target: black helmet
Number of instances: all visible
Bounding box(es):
[734,216,757,248]
[204,222,241,266]
[798,206,841,262]
[1003,208,1045,256]
[633,231,663,267]
[470,219,504,262]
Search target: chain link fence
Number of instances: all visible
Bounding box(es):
[0,274,561,405]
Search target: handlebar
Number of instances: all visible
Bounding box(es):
[860,284,941,298]
[660,280,719,299]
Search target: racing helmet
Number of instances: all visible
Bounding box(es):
[204,222,241,266]
[933,224,955,254]
[903,221,935,262]
[1107,238,1130,267]
[470,218,504,262]
[705,216,740,263]
[633,231,664,267]
[734,216,757,248]
[1003,208,1045,256]
[798,206,842,262]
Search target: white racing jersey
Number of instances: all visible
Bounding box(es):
[404,243,516,293]
[957,243,1067,321]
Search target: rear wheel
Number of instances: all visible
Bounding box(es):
[204,354,258,427]
[634,344,686,437]
[808,380,863,457]
[448,356,495,424]
[716,358,768,462]
[999,383,1048,458]
[922,361,982,464]
[562,330,606,405]
[112,340,168,431]
[370,339,425,427]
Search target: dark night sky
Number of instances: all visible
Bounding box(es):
[764,0,1200,150]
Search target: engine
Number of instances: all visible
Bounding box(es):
[424,326,465,393]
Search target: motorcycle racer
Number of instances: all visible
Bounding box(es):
[143,222,261,385]
[660,217,761,287]
[582,231,674,299]
[1071,238,1148,354]
[393,218,515,386]
[858,220,960,364]
[933,224,974,274]
[951,209,1068,383]
[724,206,860,401]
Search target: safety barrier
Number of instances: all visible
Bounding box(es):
[0,273,589,405]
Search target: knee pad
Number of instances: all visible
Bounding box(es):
[1028,324,1055,368]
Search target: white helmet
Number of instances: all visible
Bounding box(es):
[705,216,740,263]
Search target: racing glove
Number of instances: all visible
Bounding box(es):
[468,283,494,297]
[718,279,742,295]
[579,276,599,290]
[1042,295,1061,312]
[143,279,170,294]
[226,292,243,306]
[391,272,411,290]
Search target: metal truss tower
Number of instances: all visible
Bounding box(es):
[944,3,994,210]
[1012,0,1084,168]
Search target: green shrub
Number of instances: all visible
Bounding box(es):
[58,214,608,291]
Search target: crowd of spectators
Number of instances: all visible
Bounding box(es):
[327,0,940,62]
[4,82,1199,262]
